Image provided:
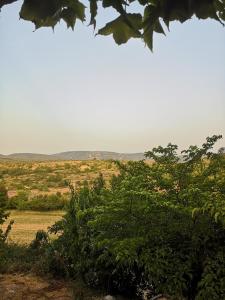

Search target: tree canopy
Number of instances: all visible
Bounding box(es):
[45,135,225,298]
[1,0,225,50]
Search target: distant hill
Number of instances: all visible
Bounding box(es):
[0,151,145,161]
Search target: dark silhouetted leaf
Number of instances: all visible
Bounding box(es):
[89,0,98,28]
[1,0,222,50]
[98,13,142,45]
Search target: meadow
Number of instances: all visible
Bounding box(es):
[2,210,64,244]
[0,159,118,244]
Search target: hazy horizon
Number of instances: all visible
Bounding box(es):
[1,150,145,155]
[1,1,225,154]
[1,144,224,156]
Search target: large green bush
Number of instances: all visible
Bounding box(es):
[0,183,14,271]
[7,191,68,211]
[0,183,10,243]
[48,136,225,299]
[21,193,68,211]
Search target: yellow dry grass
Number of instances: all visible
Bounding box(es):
[2,210,65,244]
[0,159,119,198]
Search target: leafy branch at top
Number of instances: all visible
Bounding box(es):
[1,0,225,50]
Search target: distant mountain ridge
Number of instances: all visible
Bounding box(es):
[0,151,145,161]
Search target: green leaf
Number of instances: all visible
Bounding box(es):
[143,5,159,50]
[68,0,86,22]
[89,0,98,28]
[102,0,126,13]
[98,13,142,45]
[60,8,77,29]
[143,26,153,50]
[192,208,200,218]
[154,19,165,35]
[214,212,220,223]
[194,1,216,19]
[20,0,61,22]
[20,0,85,30]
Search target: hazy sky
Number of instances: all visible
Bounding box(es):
[0,1,225,154]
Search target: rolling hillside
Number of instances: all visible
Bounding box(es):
[0,151,145,161]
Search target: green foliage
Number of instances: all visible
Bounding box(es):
[0,236,50,274]
[30,230,49,250]
[7,191,68,211]
[0,183,9,243]
[7,190,29,209]
[6,167,29,176]
[22,194,68,211]
[33,166,52,173]
[48,136,225,298]
[98,13,142,44]
[1,0,225,50]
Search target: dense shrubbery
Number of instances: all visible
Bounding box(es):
[5,167,29,177]
[0,229,51,274]
[24,193,68,211]
[0,183,14,271]
[46,136,225,299]
[7,192,68,211]
[0,184,14,243]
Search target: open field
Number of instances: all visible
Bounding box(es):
[0,160,119,243]
[2,210,65,244]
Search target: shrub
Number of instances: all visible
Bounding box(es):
[7,190,29,209]
[0,183,10,242]
[19,193,68,211]
[7,168,28,176]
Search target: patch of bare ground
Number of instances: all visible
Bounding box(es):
[0,274,168,300]
[0,273,106,300]
[0,273,72,300]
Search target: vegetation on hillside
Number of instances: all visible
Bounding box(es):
[0,160,117,211]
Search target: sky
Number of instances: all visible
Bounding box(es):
[0,1,225,154]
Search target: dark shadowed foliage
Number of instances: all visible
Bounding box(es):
[1,0,225,50]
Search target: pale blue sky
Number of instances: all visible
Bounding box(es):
[0,1,225,154]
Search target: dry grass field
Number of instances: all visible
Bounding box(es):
[0,160,119,199]
[0,160,119,244]
[3,210,65,244]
